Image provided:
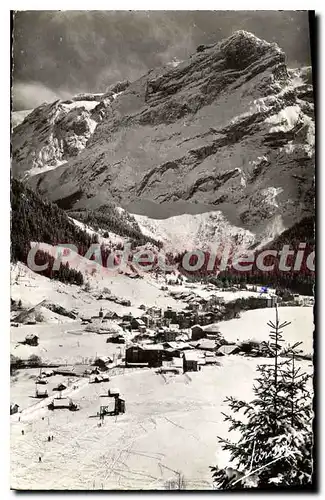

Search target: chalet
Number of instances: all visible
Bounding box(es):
[183,351,199,372]
[203,323,220,335]
[10,403,19,415]
[158,326,179,343]
[53,383,67,392]
[99,397,116,416]
[187,300,201,311]
[36,377,48,385]
[54,365,97,377]
[120,321,132,331]
[125,344,163,367]
[175,332,191,342]
[24,334,39,346]
[131,318,146,332]
[293,294,303,305]
[256,295,277,308]
[119,299,131,307]
[106,334,125,344]
[176,311,193,329]
[147,306,162,318]
[164,307,178,322]
[163,342,191,358]
[80,317,92,324]
[191,324,205,341]
[104,311,120,320]
[48,398,79,411]
[99,389,125,416]
[35,387,48,398]
[117,398,125,414]
[217,344,240,355]
[204,353,221,365]
[165,329,178,342]
[122,313,133,322]
[196,339,217,352]
[90,373,110,384]
[196,311,216,326]
[93,356,112,370]
[99,321,123,335]
[202,323,222,341]
[90,374,104,383]
[141,314,155,328]
[84,366,100,376]
[108,387,120,397]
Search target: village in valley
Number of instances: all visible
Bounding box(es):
[10,259,314,490]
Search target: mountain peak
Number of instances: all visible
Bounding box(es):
[219,30,284,70]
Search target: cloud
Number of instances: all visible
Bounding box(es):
[12,81,71,111]
[12,11,311,110]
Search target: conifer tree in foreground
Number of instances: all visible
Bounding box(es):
[211,305,313,489]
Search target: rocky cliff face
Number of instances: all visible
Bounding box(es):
[13,31,314,248]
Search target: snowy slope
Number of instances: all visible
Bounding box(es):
[133,211,286,252]
[11,356,312,489]
[11,256,185,316]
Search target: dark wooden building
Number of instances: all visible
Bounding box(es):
[125,344,163,367]
[183,351,199,373]
[191,324,205,341]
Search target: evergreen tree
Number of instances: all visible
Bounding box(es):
[211,305,313,489]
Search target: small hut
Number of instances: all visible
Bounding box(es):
[24,334,39,346]
[10,403,19,415]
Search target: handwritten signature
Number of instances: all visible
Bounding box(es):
[232,440,297,487]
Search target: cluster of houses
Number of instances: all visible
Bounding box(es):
[94,290,131,307]
[124,320,240,372]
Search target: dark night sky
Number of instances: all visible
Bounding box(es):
[12,10,312,110]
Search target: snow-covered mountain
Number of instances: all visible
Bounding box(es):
[11,81,130,179]
[12,31,314,251]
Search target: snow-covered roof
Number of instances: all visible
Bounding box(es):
[183,351,200,362]
[141,344,164,351]
[109,388,120,395]
[196,339,217,350]
[95,356,111,364]
[202,323,220,333]
[217,344,239,355]
[165,341,191,350]
[191,324,204,330]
